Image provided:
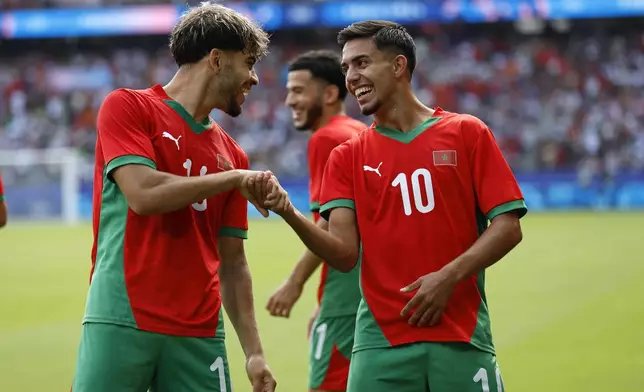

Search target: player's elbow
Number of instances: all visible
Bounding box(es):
[506,217,523,247]
[127,194,159,216]
[334,250,359,273]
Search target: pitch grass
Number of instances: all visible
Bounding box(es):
[0,212,642,391]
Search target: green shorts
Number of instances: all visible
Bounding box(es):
[309,315,355,390]
[347,342,504,392]
[72,322,232,392]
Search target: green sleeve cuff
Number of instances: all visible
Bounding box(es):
[319,198,355,221]
[218,227,248,240]
[310,201,320,212]
[487,199,528,221]
[0,195,4,202]
[106,155,156,181]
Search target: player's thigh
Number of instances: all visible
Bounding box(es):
[309,315,355,391]
[427,342,505,392]
[152,335,232,392]
[72,322,160,392]
[347,343,430,392]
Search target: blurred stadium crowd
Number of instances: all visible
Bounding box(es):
[0,17,642,180]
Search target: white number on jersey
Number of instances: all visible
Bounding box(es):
[473,367,504,392]
[183,159,208,211]
[313,322,328,360]
[391,168,435,216]
[210,356,228,392]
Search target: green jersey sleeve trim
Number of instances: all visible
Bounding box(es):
[106,155,157,182]
[319,198,355,221]
[218,227,249,240]
[487,199,528,221]
[0,195,4,202]
[310,201,320,212]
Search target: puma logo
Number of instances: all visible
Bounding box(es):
[162,131,182,150]
[363,162,383,177]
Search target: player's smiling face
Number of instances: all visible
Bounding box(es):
[342,38,395,116]
[212,50,259,118]
[285,70,324,131]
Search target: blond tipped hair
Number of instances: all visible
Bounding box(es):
[169,1,270,66]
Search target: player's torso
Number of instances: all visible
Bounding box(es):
[311,117,364,317]
[351,113,490,349]
[130,98,241,270]
[89,91,243,336]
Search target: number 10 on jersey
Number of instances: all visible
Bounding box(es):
[391,168,435,216]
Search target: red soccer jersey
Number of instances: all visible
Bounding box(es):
[319,108,527,354]
[0,172,4,202]
[86,85,249,337]
[307,115,365,318]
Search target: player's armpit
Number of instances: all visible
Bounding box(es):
[112,163,243,215]
[218,236,264,359]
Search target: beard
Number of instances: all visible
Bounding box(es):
[294,99,323,131]
[216,67,243,118]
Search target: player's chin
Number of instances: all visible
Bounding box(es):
[359,102,377,116]
[226,104,243,118]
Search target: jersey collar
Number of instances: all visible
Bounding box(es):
[151,84,212,135]
[372,107,444,144]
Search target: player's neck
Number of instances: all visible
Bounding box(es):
[163,67,215,123]
[373,90,434,133]
[312,105,346,132]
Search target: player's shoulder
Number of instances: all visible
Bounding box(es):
[436,108,492,139]
[211,122,248,162]
[314,116,367,140]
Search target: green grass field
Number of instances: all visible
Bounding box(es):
[1,212,643,391]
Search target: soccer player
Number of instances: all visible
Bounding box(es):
[266,50,364,392]
[254,20,527,392]
[0,172,6,228]
[71,4,276,392]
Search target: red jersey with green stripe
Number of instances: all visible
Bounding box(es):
[0,172,4,202]
[86,85,249,337]
[319,108,527,354]
[308,115,364,318]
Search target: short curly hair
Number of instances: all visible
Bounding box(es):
[169,2,270,67]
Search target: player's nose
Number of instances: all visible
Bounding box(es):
[250,69,259,86]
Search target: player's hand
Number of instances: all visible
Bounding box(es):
[400,269,457,327]
[307,305,320,338]
[264,176,292,215]
[266,278,303,318]
[239,170,272,218]
[246,354,277,392]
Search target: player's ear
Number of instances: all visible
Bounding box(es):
[392,55,408,79]
[323,84,340,105]
[207,49,222,73]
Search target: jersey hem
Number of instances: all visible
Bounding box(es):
[352,338,495,355]
[310,201,320,212]
[319,198,355,221]
[487,199,528,221]
[82,316,226,338]
[106,155,157,181]
[218,226,248,239]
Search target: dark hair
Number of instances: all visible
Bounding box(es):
[337,20,416,77]
[288,50,348,100]
[169,2,270,67]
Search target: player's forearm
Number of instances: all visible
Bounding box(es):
[289,218,328,285]
[220,257,264,359]
[131,170,242,215]
[442,213,523,282]
[0,202,7,228]
[279,207,357,272]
